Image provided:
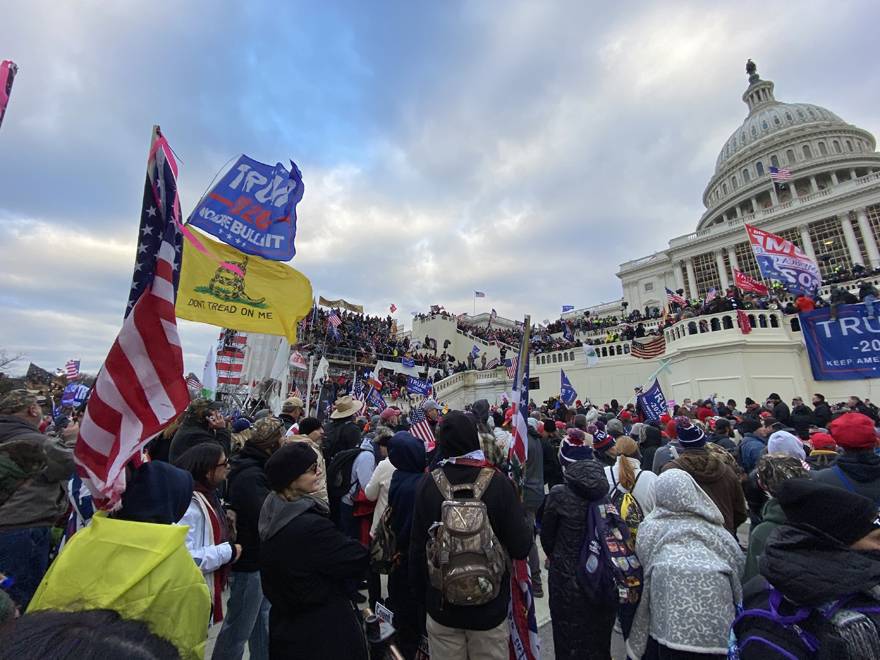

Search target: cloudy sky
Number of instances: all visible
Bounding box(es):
[2,1,879,376]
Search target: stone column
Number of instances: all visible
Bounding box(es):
[735,206,743,218]
[685,258,698,300]
[769,185,779,206]
[840,213,864,266]
[789,181,799,199]
[799,225,816,261]
[750,197,758,214]
[851,169,858,181]
[726,246,740,279]
[830,171,839,186]
[856,207,880,268]
[674,261,685,292]
[715,250,729,290]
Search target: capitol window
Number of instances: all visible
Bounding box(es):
[773,115,781,126]
[756,161,765,176]
[786,149,795,164]
[722,182,728,195]
[751,126,757,137]
[762,120,769,130]
[803,144,812,159]
[771,155,779,168]
[847,140,854,152]
[833,140,841,153]
[797,109,805,119]
[644,282,654,292]
[785,112,793,122]
[742,168,750,182]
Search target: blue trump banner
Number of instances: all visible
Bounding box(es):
[746,223,821,296]
[61,383,90,408]
[406,376,432,396]
[367,387,388,411]
[560,369,577,406]
[401,356,415,368]
[800,304,880,380]
[638,379,668,421]
[188,155,304,261]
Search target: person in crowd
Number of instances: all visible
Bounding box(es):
[627,469,744,659]
[765,393,791,426]
[0,609,181,660]
[707,417,736,453]
[422,399,442,436]
[364,427,396,541]
[323,396,364,525]
[652,421,685,473]
[147,414,183,462]
[212,417,284,660]
[539,417,563,488]
[169,399,231,464]
[859,279,880,318]
[174,444,239,625]
[387,432,428,659]
[340,426,377,543]
[734,479,880,658]
[472,400,507,468]
[742,454,808,582]
[812,412,880,501]
[378,406,402,433]
[811,393,833,429]
[766,429,807,461]
[259,442,370,659]
[278,397,304,433]
[736,418,769,474]
[605,437,659,515]
[606,417,625,439]
[662,417,747,536]
[805,431,838,470]
[28,461,210,660]
[230,417,254,454]
[524,417,545,598]
[639,424,663,473]
[540,459,621,658]
[592,427,617,467]
[0,389,75,610]
[847,395,879,422]
[559,427,594,469]
[286,416,328,505]
[788,397,815,437]
[410,411,532,659]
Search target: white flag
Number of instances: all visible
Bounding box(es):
[583,344,599,368]
[312,356,330,386]
[201,341,219,399]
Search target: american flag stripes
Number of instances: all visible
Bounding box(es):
[474,291,486,298]
[185,373,202,391]
[505,357,519,379]
[769,165,793,182]
[486,357,500,369]
[666,287,687,306]
[217,332,246,385]
[409,406,435,451]
[327,311,342,328]
[75,129,189,509]
[65,359,81,381]
[630,334,667,359]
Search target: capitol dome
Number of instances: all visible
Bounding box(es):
[699,61,878,228]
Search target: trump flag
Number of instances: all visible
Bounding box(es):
[745,224,821,296]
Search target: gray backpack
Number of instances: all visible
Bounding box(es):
[426,467,508,606]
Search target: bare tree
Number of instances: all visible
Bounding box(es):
[0,350,24,371]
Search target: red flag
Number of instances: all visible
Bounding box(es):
[389,303,397,313]
[737,309,752,335]
[733,268,769,296]
[75,130,189,509]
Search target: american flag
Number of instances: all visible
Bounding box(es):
[486,357,500,369]
[474,291,485,298]
[352,378,368,416]
[185,373,202,391]
[666,287,687,306]
[75,129,189,509]
[769,165,793,182]
[630,334,667,359]
[217,331,246,386]
[409,406,435,451]
[327,311,342,328]
[65,359,81,381]
[505,357,519,379]
[705,287,717,303]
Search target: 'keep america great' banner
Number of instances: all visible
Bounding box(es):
[745,224,821,296]
[189,155,304,261]
[800,304,880,380]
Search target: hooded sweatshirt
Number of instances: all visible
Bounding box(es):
[627,469,744,658]
[812,450,880,503]
[664,448,747,535]
[388,432,427,554]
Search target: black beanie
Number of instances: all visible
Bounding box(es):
[437,411,479,458]
[265,442,318,492]
[776,478,880,546]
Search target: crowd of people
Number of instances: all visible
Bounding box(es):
[3,381,880,659]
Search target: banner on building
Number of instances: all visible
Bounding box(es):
[800,304,880,380]
[733,268,769,296]
[318,296,363,314]
[745,224,821,296]
[188,155,304,261]
[176,232,312,342]
[637,379,668,421]
[406,376,432,396]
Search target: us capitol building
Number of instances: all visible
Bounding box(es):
[411,61,880,409]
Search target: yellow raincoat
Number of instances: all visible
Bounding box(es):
[28,513,210,660]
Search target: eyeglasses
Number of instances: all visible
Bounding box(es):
[215,460,230,469]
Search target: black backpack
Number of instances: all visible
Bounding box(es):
[326,447,371,500]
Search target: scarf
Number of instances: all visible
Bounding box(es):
[194,482,229,623]
[437,449,489,468]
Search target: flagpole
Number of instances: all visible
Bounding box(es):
[617,357,672,418]
[305,353,314,414]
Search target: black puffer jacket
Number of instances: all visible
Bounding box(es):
[540,460,618,659]
[225,443,272,571]
[812,450,880,503]
[734,524,880,659]
[168,420,231,463]
[639,425,662,473]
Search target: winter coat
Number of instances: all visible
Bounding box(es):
[789,404,815,435]
[664,449,748,535]
[364,456,395,538]
[771,401,791,425]
[738,432,767,474]
[0,415,74,530]
[811,450,880,503]
[540,460,620,659]
[169,421,231,464]
[806,448,839,470]
[651,441,685,474]
[812,402,833,429]
[735,524,880,659]
[626,469,744,659]
[604,458,658,514]
[541,433,564,488]
[743,497,786,583]
[225,443,271,572]
[524,428,545,510]
[639,426,663,473]
[323,418,362,466]
[259,493,369,660]
[708,433,737,453]
[479,427,508,468]
[409,463,532,631]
